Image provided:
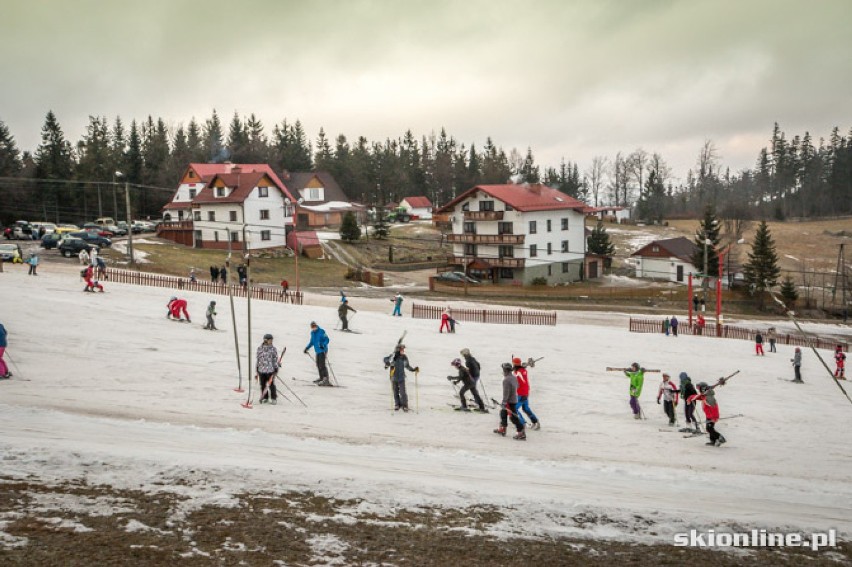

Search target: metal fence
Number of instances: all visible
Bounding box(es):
[108,268,304,305]
[629,318,847,351]
[412,303,557,326]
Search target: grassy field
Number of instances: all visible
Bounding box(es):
[336,222,449,267]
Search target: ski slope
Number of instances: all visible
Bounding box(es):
[1,265,851,546]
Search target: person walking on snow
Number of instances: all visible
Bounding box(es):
[391,293,403,317]
[83,265,104,292]
[791,347,803,383]
[384,344,418,411]
[657,373,680,426]
[623,362,645,420]
[755,331,765,356]
[663,317,670,336]
[448,358,486,412]
[688,380,727,446]
[494,362,526,440]
[835,345,846,379]
[439,308,451,333]
[204,301,218,330]
[679,372,700,433]
[670,315,679,337]
[767,328,778,353]
[513,357,540,430]
[26,253,39,275]
[0,322,10,379]
[256,333,279,404]
[167,297,191,322]
[338,299,357,331]
[304,321,331,386]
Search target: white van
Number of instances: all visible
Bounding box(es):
[30,222,57,235]
[95,217,116,227]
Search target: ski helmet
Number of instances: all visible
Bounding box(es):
[451,358,462,367]
[512,357,522,366]
[211,301,216,305]
[501,362,513,372]
[697,382,709,392]
[263,333,273,340]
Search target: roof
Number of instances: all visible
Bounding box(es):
[587,206,627,213]
[299,201,365,213]
[631,237,698,263]
[162,163,295,210]
[437,184,588,213]
[283,171,350,204]
[192,171,280,205]
[401,196,432,209]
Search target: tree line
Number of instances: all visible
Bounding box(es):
[0,110,849,223]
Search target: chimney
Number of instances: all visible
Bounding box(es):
[232,165,242,174]
[529,183,541,195]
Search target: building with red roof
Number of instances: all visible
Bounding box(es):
[399,196,433,219]
[436,184,591,285]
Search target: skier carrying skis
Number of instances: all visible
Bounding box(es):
[790,347,803,383]
[835,345,846,379]
[384,344,418,411]
[679,372,700,433]
[391,293,403,317]
[338,299,357,332]
[494,362,525,440]
[687,380,727,447]
[623,362,645,420]
[513,357,540,430]
[167,297,190,322]
[304,321,331,386]
[447,358,486,412]
[204,301,218,330]
[256,333,279,404]
[656,373,679,426]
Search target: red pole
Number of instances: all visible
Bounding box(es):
[688,273,693,326]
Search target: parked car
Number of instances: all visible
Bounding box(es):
[30,222,57,235]
[0,242,23,261]
[58,238,93,258]
[106,224,127,236]
[117,221,142,234]
[12,221,33,240]
[81,223,114,237]
[435,271,480,284]
[71,231,112,248]
[55,224,81,235]
[41,233,63,249]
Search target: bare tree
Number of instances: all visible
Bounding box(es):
[608,152,630,206]
[648,152,671,184]
[627,148,649,204]
[585,155,607,207]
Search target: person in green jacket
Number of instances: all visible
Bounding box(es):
[624,362,645,419]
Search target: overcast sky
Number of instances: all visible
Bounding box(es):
[2,0,850,183]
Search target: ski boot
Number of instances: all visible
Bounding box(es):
[455,406,471,412]
[716,435,726,446]
[530,422,541,431]
[513,429,527,441]
[473,407,489,414]
[318,380,332,387]
[493,426,507,437]
[402,407,410,412]
[270,399,278,405]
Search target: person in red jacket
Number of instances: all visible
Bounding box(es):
[513,357,540,430]
[835,345,846,379]
[688,380,727,447]
[167,296,191,322]
[82,265,104,292]
[439,308,451,333]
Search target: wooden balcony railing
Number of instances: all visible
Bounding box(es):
[447,233,524,245]
[463,211,504,221]
[449,255,525,269]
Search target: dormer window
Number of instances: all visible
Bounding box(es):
[188,189,196,199]
[652,245,659,252]
[216,187,226,198]
[258,186,269,198]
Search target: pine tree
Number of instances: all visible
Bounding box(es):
[587,221,615,272]
[314,127,333,171]
[0,119,23,176]
[691,205,721,277]
[186,118,204,162]
[77,115,111,181]
[126,120,143,184]
[372,207,389,240]
[636,170,667,224]
[203,110,224,162]
[110,116,127,179]
[34,110,74,180]
[227,112,248,163]
[520,147,539,182]
[244,113,268,163]
[339,211,361,242]
[779,275,798,307]
[743,220,781,305]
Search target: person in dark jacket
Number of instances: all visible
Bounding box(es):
[679,372,700,433]
[210,265,219,282]
[494,362,525,440]
[688,381,726,447]
[670,315,679,337]
[338,299,357,331]
[304,321,331,386]
[448,358,486,412]
[384,344,418,411]
[755,332,765,356]
[460,348,483,403]
[256,333,279,404]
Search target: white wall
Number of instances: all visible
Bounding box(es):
[634,257,697,284]
[193,186,294,250]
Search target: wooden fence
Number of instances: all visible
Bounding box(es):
[108,268,303,305]
[629,318,847,351]
[412,303,556,326]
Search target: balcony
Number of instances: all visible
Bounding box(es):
[463,210,504,221]
[449,255,525,269]
[447,233,524,245]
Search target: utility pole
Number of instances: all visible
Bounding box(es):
[703,237,710,307]
[834,243,849,311]
[124,181,134,266]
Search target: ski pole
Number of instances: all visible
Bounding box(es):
[326,354,339,386]
[415,369,420,414]
[477,378,493,409]
[277,376,307,407]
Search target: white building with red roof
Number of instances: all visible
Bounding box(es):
[436,184,590,285]
[399,196,433,219]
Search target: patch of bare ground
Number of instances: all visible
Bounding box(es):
[1,478,848,566]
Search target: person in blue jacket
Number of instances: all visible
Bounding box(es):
[304,321,331,386]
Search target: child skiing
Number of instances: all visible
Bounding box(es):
[656,373,679,426]
[391,293,403,317]
[791,347,803,383]
[439,308,451,333]
[338,299,357,331]
[447,358,487,412]
[204,301,218,330]
[460,348,483,404]
[304,321,331,386]
[167,297,190,322]
[679,372,700,433]
[384,344,418,411]
[623,362,645,420]
[495,362,525,440]
[513,357,540,430]
[688,380,728,447]
[835,345,846,379]
[256,333,279,404]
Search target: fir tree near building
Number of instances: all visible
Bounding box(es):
[339,211,361,242]
[587,221,616,271]
[743,220,781,308]
[779,276,799,309]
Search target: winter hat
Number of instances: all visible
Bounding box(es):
[703,388,717,405]
[512,357,522,366]
[502,362,513,372]
[263,333,273,340]
[679,372,690,383]
[310,321,317,327]
[395,344,405,352]
[211,301,216,305]
[451,358,462,367]
[460,348,471,356]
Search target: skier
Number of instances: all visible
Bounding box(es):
[835,345,846,379]
[688,381,727,447]
[656,373,679,426]
[460,348,483,403]
[304,321,331,386]
[0,322,9,379]
[767,328,778,353]
[384,344,418,411]
[338,298,357,331]
[790,347,803,383]
[167,297,191,322]
[82,265,104,292]
[679,372,700,433]
[447,358,486,412]
[256,333,279,404]
[439,308,451,333]
[447,308,457,333]
[204,301,218,330]
[670,315,679,337]
[623,362,645,420]
[494,362,526,440]
[391,293,403,317]
[513,357,540,429]
[755,331,765,356]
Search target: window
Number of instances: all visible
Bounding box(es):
[547,219,552,232]
[189,189,196,199]
[561,218,569,230]
[499,245,514,258]
[207,211,216,221]
[305,188,322,201]
[562,262,571,273]
[230,231,239,242]
[194,230,202,242]
[505,204,514,212]
[463,221,476,234]
[193,211,201,221]
[529,221,537,234]
[260,230,271,241]
[258,186,269,198]
[530,244,538,257]
[216,187,226,197]
[464,243,477,256]
[229,211,237,222]
[652,245,659,252]
[561,240,569,253]
[500,268,514,279]
[498,222,513,235]
[214,232,220,242]
[480,200,494,212]
[462,203,470,211]
[547,242,552,255]
[548,265,552,276]
[259,209,270,220]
